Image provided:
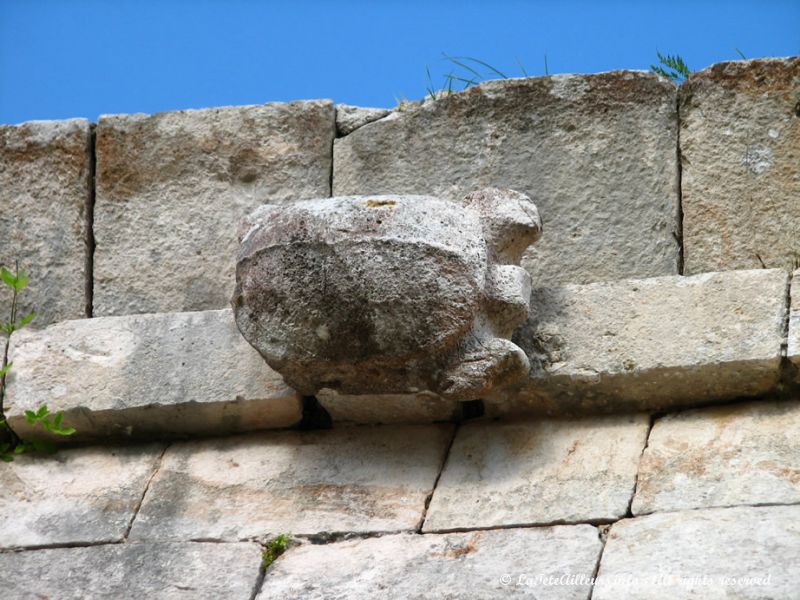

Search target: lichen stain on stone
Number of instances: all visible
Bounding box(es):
[442,537,479,559]
[742,146,773,174]
[363,199,397,208]
[690,57,800,93]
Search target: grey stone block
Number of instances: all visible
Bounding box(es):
[594,505,800,599]
[0,119,91,326]
[334,72,680,286]
[4,309,302,440]
[632,400,800,515]
[681,57,800,274]
[94,100,335,316]
[498,269,788,415]
[423,414,649,532]
[258,527,601,600]
[129,425,453,541]
[0,443,163,549]
[0,542,262,599]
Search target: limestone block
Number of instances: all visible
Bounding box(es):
[0,119,91,325]
[0,443,163,549]
[94,100,334,316]
[0,542,262,599]
[234,190,541,401]
[497,268,787,415]
[129,424,453,541]
[632,400,800,515]
[258,527,602,600]
[334,72,680,285]
[4,309,302,440]
[423,414,649,532]
[335,103,389,135]
[785,268,800,369]
[681,57,800,274]
[594,505,800,599]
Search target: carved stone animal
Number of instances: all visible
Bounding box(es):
[233,188,541,401]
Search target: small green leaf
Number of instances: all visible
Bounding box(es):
[0,267,16,289]
[1,454,13,462]
[0,362,11,377]
[14,271,30,290]
[37,405,49,419]
[25,410,37,424]
[18,312,36,328]
[54,426,76,436]
[54,412,63,427]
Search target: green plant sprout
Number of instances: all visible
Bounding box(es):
[651,51,691,83]
[262,534,291,568]
[424,53,536,100]
[0,261,75,462]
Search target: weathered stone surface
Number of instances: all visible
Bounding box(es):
[594,505,800,599]
[0,119,90,326]
[129,424,453,541]
[334,72,679,286]
[5,309,302,440]
[316,389,459,424]
[335,103,390,136]
[494,269,787,415]
[0,444,163,549]
[0,542,262,599]
[234,189,541,401]
[423,414,649,532]
[681,57,800,274]
[632,400,800,515]
[94,100,334,316]
[258,526,601,600]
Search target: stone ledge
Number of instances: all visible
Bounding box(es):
[494,268,788,415]
[4,269,790,438]
[4,309,302,440]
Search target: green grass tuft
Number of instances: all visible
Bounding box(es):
[262,534,291,569]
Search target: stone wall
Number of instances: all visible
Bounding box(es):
[0,55,797,427]
[2,57,800,599]
[2,57,796,327]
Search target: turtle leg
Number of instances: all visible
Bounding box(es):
[485,263,532,338]
[439,336,530,401]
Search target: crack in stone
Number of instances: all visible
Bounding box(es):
[123,442,170,541]
[587,525,609,600]
[626,412,656,517]
[417,424,459,533]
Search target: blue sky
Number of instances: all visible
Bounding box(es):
[1,0,798,125]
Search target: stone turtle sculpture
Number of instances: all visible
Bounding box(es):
[233,188,542,401]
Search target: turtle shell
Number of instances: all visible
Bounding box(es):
[234,195,488,392]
